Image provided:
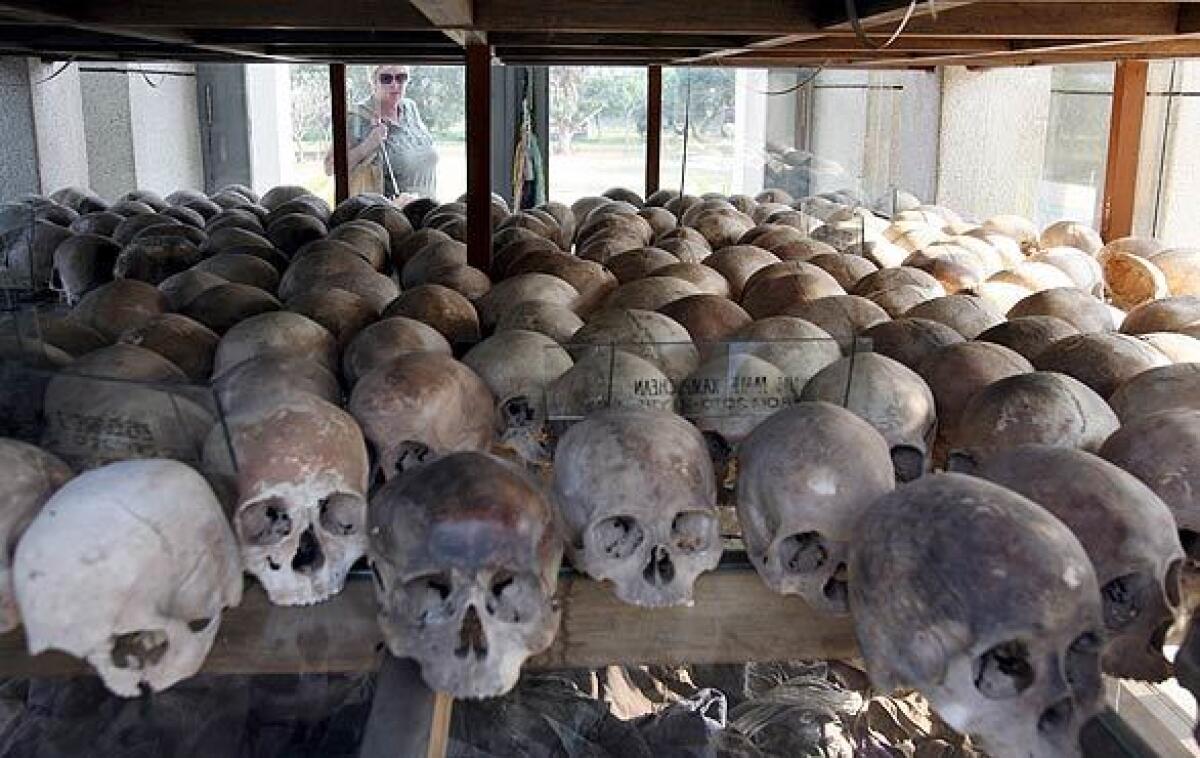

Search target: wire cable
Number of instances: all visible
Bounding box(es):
[844,0,920,50]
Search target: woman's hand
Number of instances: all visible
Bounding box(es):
[364,121,388,149]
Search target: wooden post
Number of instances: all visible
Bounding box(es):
[330,63,350,204]
[645,65,662,198]
[466,42,493,274]
[1101,59,1148,241]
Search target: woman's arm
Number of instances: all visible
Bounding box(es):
[323,121,388,175]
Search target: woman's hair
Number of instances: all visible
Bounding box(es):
[371,64,412,90]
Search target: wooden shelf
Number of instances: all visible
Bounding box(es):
[0,564,857,677]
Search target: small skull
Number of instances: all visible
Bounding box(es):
[215,393,369,606]
[552,408,721,607]
[14,459,242,696]
[348,353,495,483]
[968,445,1184,681]
[850,473,1104,758]
[369,451,562,698]
[737,402,894,612]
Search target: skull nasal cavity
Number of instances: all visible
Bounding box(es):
[291,526,325,574]
[973,640,1035,699]
[781,532,827,573]
[643,545,675,586]
[455,606,487,659]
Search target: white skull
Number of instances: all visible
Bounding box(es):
[369,451,562,698]
[552,408,721,607]
[850,473,1103,758]
[213,393,369,606]
[14,459,242,697]
[736,402,894,612]
[0,439,72,632]
[462,330,573,463]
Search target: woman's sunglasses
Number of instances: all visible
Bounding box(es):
[378,73,409,84]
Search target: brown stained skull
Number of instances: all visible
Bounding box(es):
[218,393,369,606]
[348,353,495,484]
[369,452,561,698]
[551,408,721,608]
[211,311,338,379]
[736,402,893,611]
[462,330,573,464]
[968,445,1184,682]
[850,473,1104,758]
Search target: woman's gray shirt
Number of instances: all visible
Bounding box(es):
[349,98,438,198]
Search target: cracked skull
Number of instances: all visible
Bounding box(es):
[850,473,1103,758]
[736,402,894,612]
[551,408,721,607]
[14,459,242,697]
[214,393,369,606]
[368,451,561,698]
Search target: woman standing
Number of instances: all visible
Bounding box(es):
[327,65,438,199]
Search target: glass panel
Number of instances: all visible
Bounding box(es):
[1134,59,1200,246]
[1037,63,1114,228]
[548,66,648,202]
[281,64,334,203]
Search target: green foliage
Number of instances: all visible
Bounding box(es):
[662,67,736,139]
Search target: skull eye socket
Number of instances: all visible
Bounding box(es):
[778,531,828,573]
[238,496,293,546]
[1166,559,1183,609]
[110,629,169,670]
[671,511,713,554]
[403,573,455,626]
[1101,572,1153,630]
[1180,529,1200,565]
[590,516,644,560]
[487,571,540,624]
[319,493,364,536]
[973,640,1035,699]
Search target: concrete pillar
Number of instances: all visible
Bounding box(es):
[890,70,940,206]
[936,65,1053,222]
[246,64,291,194]
[29,60,90,194]
[810,70,869,197]
[128,63,204,194]
[0,58,41,202]
[80,65,137,200]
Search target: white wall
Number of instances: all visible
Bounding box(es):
[28,60,89,194]
[733,69,768,196]
[936,66,1053,222]
[811,70,870,197]
[128,62,204,195]
[1134,60,1200,246]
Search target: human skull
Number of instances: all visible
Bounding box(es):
[801,352,936,482]
[552,408,721,607]
[850,473,1103,758]
[0,439,72,632]
[969,445,1184,682]
[545,348,677,427]
[212,311,338,379]
[736,402,893,611]
[51,233,120,304]
[1100,410,1200,567]
[461,330,573,464]
[348,353,494,483]
[570,308,699,386]
[215,393,368,606]
[342,316,452,387]
[14,459,242,696]
[368,451,561,698]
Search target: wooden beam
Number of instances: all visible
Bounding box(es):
[0,0,434,29]
[474,0,821,35]
[330,63,350,204]
[466,42,493,274]
[408,0,486,46]
[645,65,662,198]
[847,34,1200,68]
[1101,59,1148,241]
[0,566,858,677]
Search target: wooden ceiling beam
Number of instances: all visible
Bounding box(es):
[0,0,434,30]
[407,0,485,46]
[818,2,1182,38]
[845,33,1200,67]
[474,0,822,35]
